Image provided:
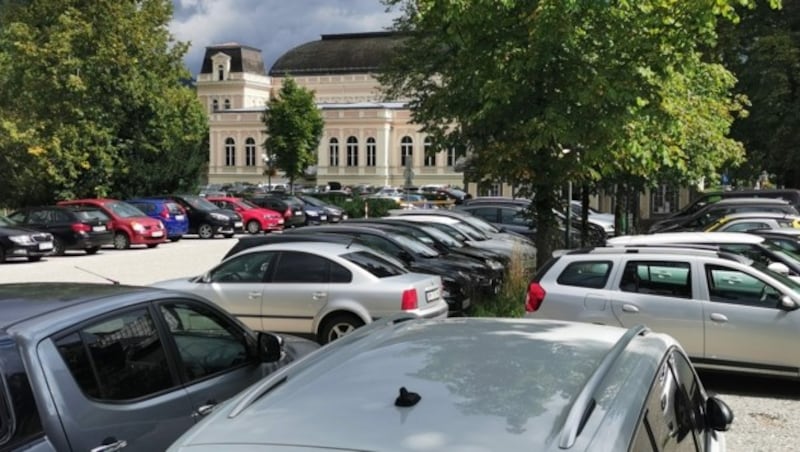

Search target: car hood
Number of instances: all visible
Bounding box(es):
[0,225,46,236]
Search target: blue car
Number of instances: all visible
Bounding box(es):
[127,198,189,241]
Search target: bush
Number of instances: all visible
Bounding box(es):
[326,196,399,219]
[467,245,533,318]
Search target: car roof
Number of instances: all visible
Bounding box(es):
[714,212,800,221]
[181,318,672,451]
[231,240,371,258]
[224,234,362,259]
[383,214,460,224]
[560,245,753,264]
[0,283,161,330]
[711,197,791,206]
[607,231,764,245]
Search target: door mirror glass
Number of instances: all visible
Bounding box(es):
[258,332,282,363]
[705,396,734,432]
[780,295,799,311]
[768,262,790,275]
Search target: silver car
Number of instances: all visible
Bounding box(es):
[168,316,733,451]
[152,241,449,343]
[526,246,800,378]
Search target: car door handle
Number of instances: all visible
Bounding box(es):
[710,313,728,323]
[248,291,262,299]
[192,402,217,419]
[90,438,127,452]
[622,304,639,313]
[312,292,327,300]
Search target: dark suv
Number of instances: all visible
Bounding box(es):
[8,206,114,255]
[158,195,242,239]
[649,197,800,233]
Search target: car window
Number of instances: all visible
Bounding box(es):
[556,261,612,289]
[342,250,406,277]
[629,351,702,452]
[54,308,175,401]
[27,210,50,223]
[723,221,769,232]
[329,260,353,283]
[7,212,26,223]
[210,252,275,283]
[107,201,146,218]
[129,202,156,215]
[465,207,498,223]
[620,261,692,298]
[500,208,530,226]
[705,265,782,308]
[0,351,45,450]
[718,244,771,266]
[272,251,330,283]
[669,351,708,448]
[159,303,251,381]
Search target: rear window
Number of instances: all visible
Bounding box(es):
[557,260,612,289]
[73,209,110,222]
[342,251,406,278]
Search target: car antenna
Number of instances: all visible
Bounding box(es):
[75,266,120,285]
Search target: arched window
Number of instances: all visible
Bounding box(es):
[446,146,456,166]
[225,138,236,166]
[329,138,340,167]
[212,99,219,112]
[346,136,359,167]
[224,99,231,110]
[217,64,224,81]
[424,138,435,167]
[400,136,413,167]
[366,137,377,167]
[245,138,256,166]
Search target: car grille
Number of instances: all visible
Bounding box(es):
[32,233,52,242]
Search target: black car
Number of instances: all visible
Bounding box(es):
[297,194,348,223]
[0,215,54,263]
[648,197,800,233]
[286,225,487,314]
[247,194,307,228]
[158,194,243,239]
[222,233,365,261]
[8,206,114,255]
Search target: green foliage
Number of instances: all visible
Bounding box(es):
[0,0,207,206]
[325,196,399,219]
[468,245,531,318]
[263,77,324,192]
[380,0,778,266]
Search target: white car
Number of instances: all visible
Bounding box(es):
[152,241,448,344]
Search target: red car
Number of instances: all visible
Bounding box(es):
[205,196,284,234]
[58,198,167,249]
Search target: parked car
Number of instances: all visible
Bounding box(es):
[204,196,284,234]
[267,192,328,225]
[151,241,449,344]
[127,198,189,241]
[0,215,54,263]
[156,195,243,239]
[704,212,800,232]
[0,282,318,452]
[58,198,167,250]
[286,224,483,314]
[749,228,800,255]
[168,316,733,452]
[247,194,307,228]
[655,188,800,227]
[8,206,114,255]
[648,197,800,233]
[526,245,800,378]
[297,194,348,222]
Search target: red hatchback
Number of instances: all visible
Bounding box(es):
[58,198,167,249]
[206,196,284,234]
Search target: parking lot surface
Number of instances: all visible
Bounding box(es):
[0,234,797,451]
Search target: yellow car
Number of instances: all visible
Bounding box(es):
[705,212,800,232]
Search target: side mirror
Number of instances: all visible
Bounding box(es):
[201,272,212,283]
[257,332,283,363]
[779,295,799,311]
[768,262,791,275]
[705,396,734,432]
[398,250,414,263]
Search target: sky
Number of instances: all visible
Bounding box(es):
[170,0,401,77]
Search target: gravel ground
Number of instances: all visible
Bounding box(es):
[1,234,797,451]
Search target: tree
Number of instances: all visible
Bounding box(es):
[380,0,778,267]
[262,77,324,192]
[0,0,207,206]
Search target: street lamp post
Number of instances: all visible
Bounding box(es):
[262,153,273,189]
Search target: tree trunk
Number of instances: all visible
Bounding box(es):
[580,185,590,247]
[533,184,560,269]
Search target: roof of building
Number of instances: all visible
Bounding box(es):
[201,43,268,76]
[269,32,405,76]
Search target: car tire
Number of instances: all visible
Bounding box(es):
[0,247,5,263]
[146,243,158,249]
[169,236,181,242]
[113,232,131,250]
[246,220,261,234]
[319,313,364,344]
[85,246,100,255]
[223,233,235,239]
[198,223,214,239]
[28,256,42,262]
[53,238,66,256]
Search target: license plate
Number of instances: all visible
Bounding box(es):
[425,288,440,302]
[343,214,349,220]
[39,242,53,251]
[151,231,163,238]
[175,215,185,221]
[92,225,106,232]
[320,215,328,221]
[234,221,243,228]
[295,210,303,215]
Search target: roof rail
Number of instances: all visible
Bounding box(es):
[558,324,649,449]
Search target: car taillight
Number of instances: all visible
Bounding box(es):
[71,223,91,233]
[525,282,546,312]
[401,289,418,310]
[160,206,170,219]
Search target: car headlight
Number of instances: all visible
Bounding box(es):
[487,259,503,270]
[210,212,228,221]
[9,235,35,245]
[131,222,145,233]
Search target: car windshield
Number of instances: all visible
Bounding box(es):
[342,251,406,278]
[451,221,488,240]
[184,196,219,210]
[107,201,146,218]
[390,233,441,257]
[239,199,260,209]
[419,224,462,247]
[0,216,16,227]
[459,215,500,234]
[299,195,327,207]
[426,223,469,242]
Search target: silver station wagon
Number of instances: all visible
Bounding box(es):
[526,246,800,378]
[153,241,449,343]
[168,316,733,452]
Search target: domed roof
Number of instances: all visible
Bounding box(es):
[269,32,404,76]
